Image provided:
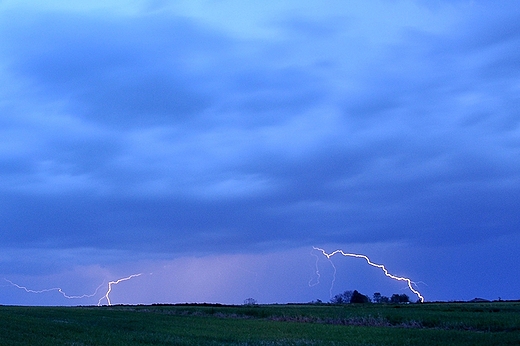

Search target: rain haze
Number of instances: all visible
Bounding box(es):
[1,0,519,305]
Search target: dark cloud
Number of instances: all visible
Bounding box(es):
[0,10,229,128]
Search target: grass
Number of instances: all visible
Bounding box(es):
[0,302,519,345]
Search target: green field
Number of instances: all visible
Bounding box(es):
[1,302,519,345]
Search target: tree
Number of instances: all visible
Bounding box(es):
[373,292,382,303]
[243,298,257,306]
[350,290,370,304]
[390,294,401,304]
[390,293,410,304]
[330,290,353,304]
[398,294,410,303]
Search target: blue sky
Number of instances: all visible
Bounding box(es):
[1,0,519,305]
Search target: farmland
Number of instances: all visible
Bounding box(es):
[1,302,519,345]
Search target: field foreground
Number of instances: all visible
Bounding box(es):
[1,302,519,345]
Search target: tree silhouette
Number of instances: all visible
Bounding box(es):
[350,290,370,304]
[390,293,409,304]
[243,297,257,306]
[330,290,353,304]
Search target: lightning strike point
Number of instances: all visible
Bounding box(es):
[312,247,425,302]
[98,273,142,306]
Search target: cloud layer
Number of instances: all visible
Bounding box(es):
[1,0,519,304]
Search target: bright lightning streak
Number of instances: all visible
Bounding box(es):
[4,278,104,300]
[97,274,142,306]
[313,247,425,302]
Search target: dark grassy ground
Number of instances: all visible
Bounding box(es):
[0,302,519,345]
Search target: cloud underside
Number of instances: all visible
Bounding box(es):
[0,1,519,255]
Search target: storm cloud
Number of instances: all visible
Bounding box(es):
[1,0,519,304]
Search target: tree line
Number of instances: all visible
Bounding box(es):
[329,290,412,304]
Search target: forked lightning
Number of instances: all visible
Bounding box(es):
[5,273,143,306]
[313,247,424,302]
[4,278,104,300]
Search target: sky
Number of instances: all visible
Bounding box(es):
[0,0,519,306]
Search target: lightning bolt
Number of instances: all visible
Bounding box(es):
[97,273,142,306]
[4,278,104,300]
[313,247,425,302]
